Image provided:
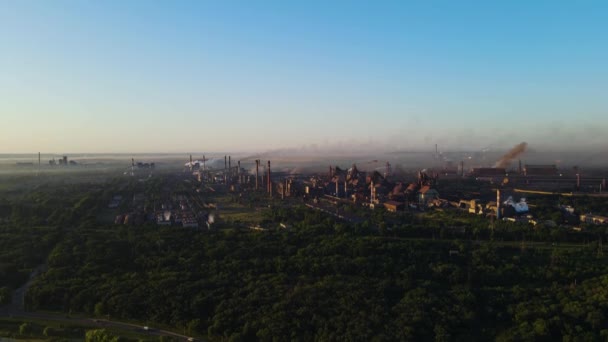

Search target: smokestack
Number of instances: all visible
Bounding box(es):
[435,144,438,156]
[344,178,347,198]
[336,177,339,197]
[370,180,375,203]
[255,160,259,190]
[203,155,206,171]
[518,160,522,175]
[190,154,192,164]
[494,142,528,169]
[603,178,606,191]
[267,161,271,195]
[576,173,581,191]
[496,190,501,220]
[460,160,465,177]
[282,179,286,200]
[224,155,227,171]
[229,156,231,176]
[38,152,41,167]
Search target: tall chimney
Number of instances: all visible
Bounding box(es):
[282,179,286,199]
[344,179,348,198]
[576,173,581,191]
[496,190,501,220]
[267,161,271,195]
[228,156,231,176]
[370,180,375,203]
[435,144,438,156]
[255,160,259,190]
[336,178,339,197]
[203,155,206,171]
[38,152,41,167]
[603,178,607,191]
[518,160,522,175]
[224,155,227,171]
[460,160,465,177]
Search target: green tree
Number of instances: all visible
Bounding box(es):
[85,329,121,342]
[43,326,56,337]
[19,323,32,335]
[0,286,10,305]
[94,302,107,316]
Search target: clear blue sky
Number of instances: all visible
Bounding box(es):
[1,1,607,153]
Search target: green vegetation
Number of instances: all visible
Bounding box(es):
[23,205,608,341]
[1,173,608,341]
[0,317,161,341]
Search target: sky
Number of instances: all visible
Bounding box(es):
[1,1,607,154]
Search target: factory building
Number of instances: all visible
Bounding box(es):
[384,201,404,212]
[417,186,439,206]
[524,164,558,176]
[471,168,506,177]
[580,214,608,225]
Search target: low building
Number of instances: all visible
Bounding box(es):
[471,168,506,177]
[417,186,439,206]
[384,201,404,212]
[580,214,608,225]
[156,210,172,225]
[524,164,558,176]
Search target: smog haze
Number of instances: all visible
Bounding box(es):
[1,1,607,156]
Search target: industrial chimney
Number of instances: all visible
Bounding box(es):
[496,190,501,220]
[224,155,227,171]
[370,180,375,203]
[267,160,272,196]
[344,178,348,198]
[255,160,260,190]
[228,156,231,177]
[336,177,339,197]
[518,160,522,175]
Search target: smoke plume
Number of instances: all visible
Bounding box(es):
[494,142,528,168]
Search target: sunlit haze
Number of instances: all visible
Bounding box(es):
[1,1,607,153]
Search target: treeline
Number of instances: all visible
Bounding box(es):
[26,205,608,341]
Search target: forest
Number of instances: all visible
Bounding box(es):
[1,174,608,341]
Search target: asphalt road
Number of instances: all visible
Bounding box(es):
[0,265,197,341]
[0,309,197,341]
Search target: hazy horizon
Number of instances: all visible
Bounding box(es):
[2,1,607,153]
